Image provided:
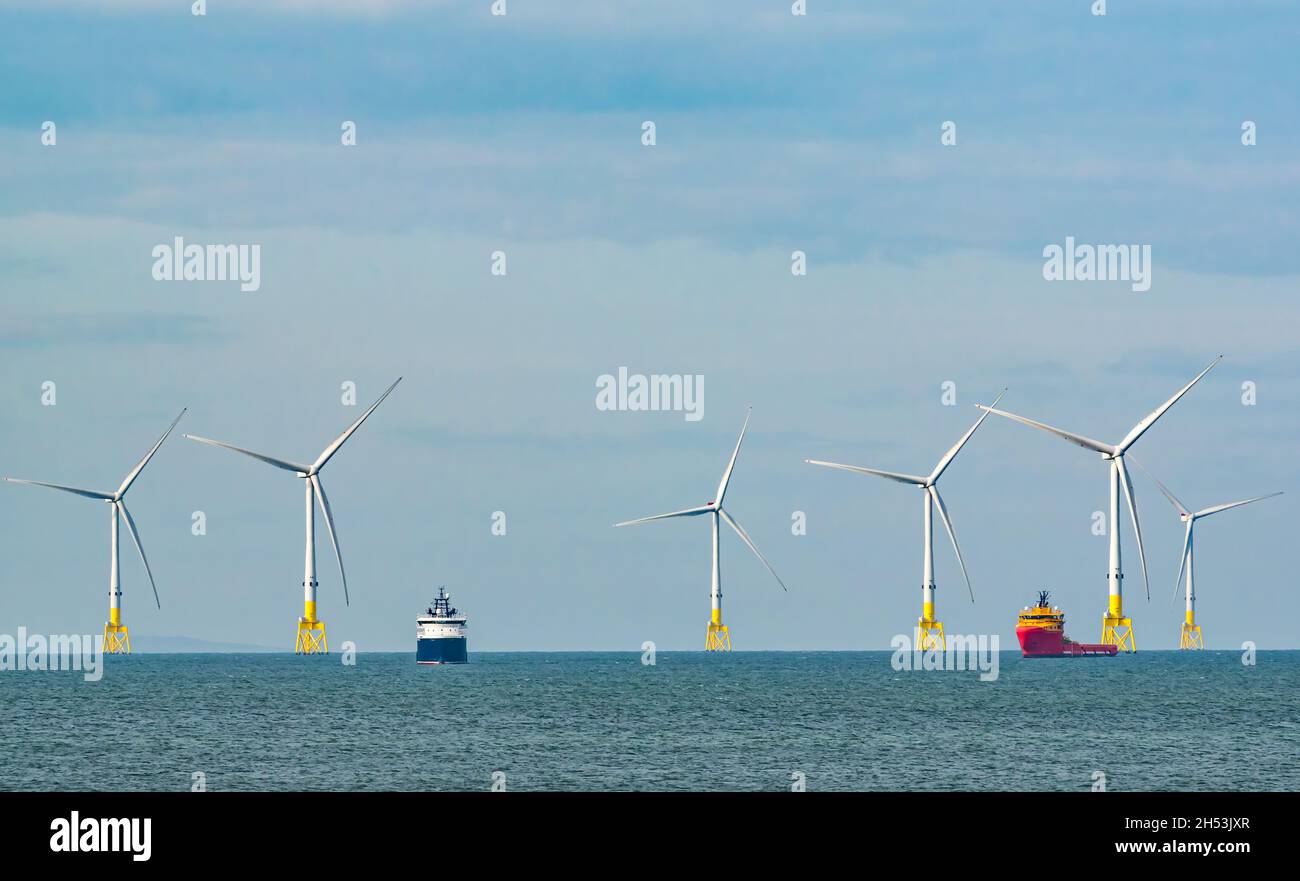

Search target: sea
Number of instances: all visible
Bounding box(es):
[2,651,1297,791]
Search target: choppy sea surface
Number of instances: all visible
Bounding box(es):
[2,651,1297,791]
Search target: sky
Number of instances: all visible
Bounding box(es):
[1,1,1298,651]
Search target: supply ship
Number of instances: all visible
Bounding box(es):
[416,587,468,664]
[1016,590,1117,657]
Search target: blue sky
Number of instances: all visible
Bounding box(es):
[1,1,1298,650]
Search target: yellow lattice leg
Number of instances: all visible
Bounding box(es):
[1099,595,1136,652]
[916,618,945,652]
[103,609,131,654]
[1100,615,1136,652]
[705,609,731,652]
[295,617,329,654]
[103,624,131,654]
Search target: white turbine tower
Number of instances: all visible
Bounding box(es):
[184,378,400,654]
[5,409,186,654]
[806,390,1004,651]
[615,408,786,652]
[1132,459,1281,650]
[976,356,1222,651]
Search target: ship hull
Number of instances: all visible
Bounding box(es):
[416,637,468,665]
[1016,625,1117,658]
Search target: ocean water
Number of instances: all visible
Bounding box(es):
[2,651,1297,791]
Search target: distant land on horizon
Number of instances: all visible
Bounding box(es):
[120,641,1300,654]
[131,635,281,654]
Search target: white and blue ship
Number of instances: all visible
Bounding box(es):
[416,588,468,664]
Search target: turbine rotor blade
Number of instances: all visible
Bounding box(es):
[974,406,1114,455]
[1117,355,1222,453]
[1127,454,1189,516]
[3,478,113,501]
[184,434,307,473]
[1115,456,1150,600]
[117,408,186,498]
[310,474,348,606]
[928,486,973,602]
[718,507,787,592]
[312,377,402,473]
[805,460,927,486]
[117,500,160,609]
[713,408,751,506]
[1195,491,1283,519]
[930,388,1005,483]
[614,504,713,527]
[1173,519,1193,603]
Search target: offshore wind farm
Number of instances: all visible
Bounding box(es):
[0,359,1287,655]
[2,1,1299,805]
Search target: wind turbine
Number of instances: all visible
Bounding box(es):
[184,378,400,654]
[614,408,786,652]
[806,390,1004,651]
[1133,459,1281,650]
[975,356,1222,651]
[5,409,186,654]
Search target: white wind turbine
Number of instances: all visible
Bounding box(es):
[1132,458,1281,650]
[806,390,1004,651]
[615,408,786,652]
[976,356,1222,651]
[5,409,186,654]
[184,378,400,654]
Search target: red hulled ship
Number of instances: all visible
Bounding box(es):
[1016,590,1117,657]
